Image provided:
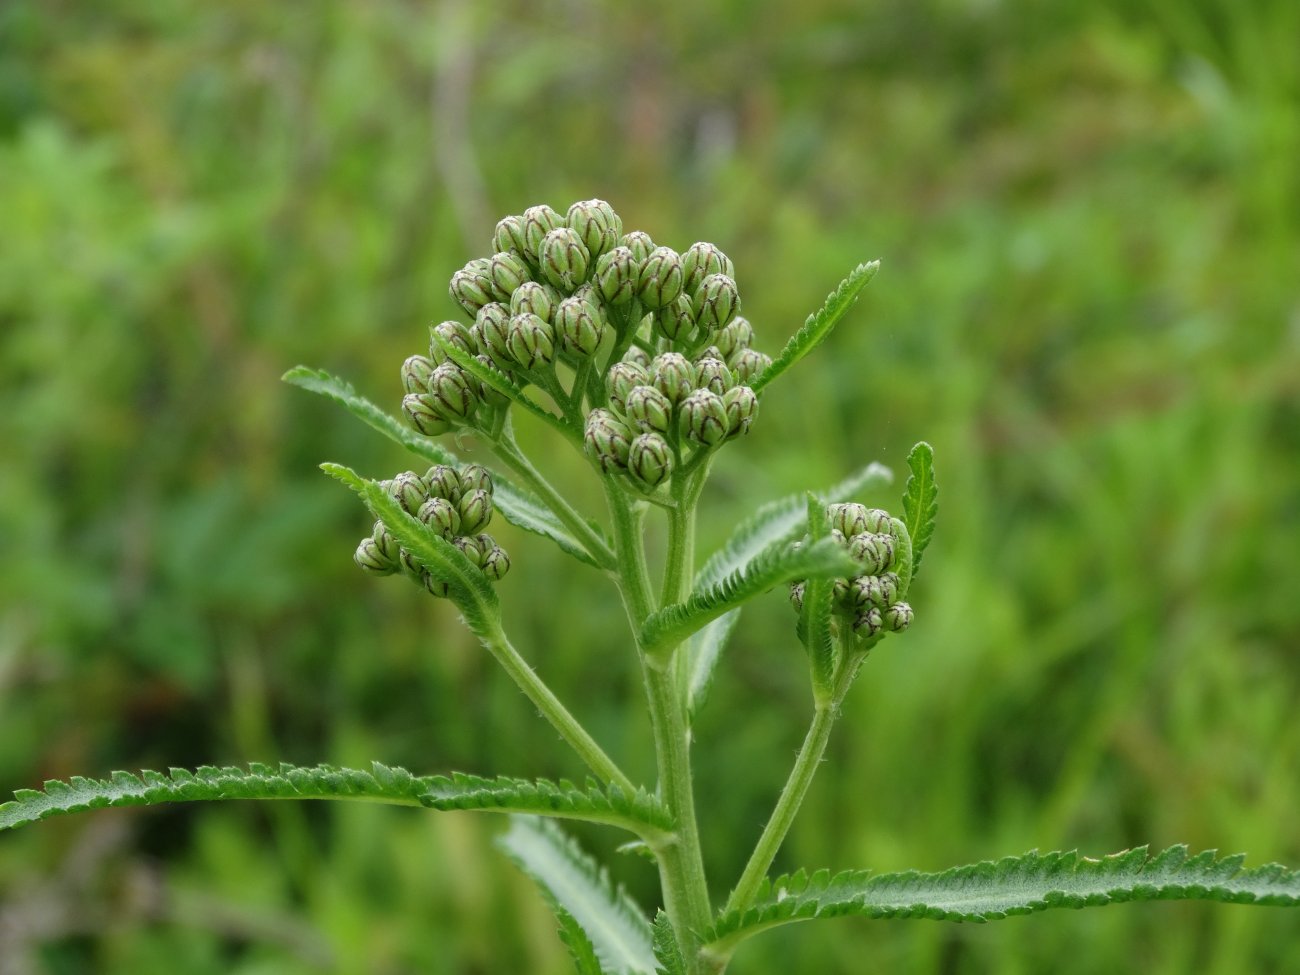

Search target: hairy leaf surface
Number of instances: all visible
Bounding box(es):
[499,817,656,975]
[684,462,892,717]
[652,911,687,975]
[901,441,938,577]
[750,261,880,394]
[707,846,1300,955]
[556,907,609,975]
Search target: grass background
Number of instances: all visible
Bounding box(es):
[1,0,1297,971]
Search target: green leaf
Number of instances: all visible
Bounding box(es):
[421,773,672,837]
[498,816,656,975]
[706,846,1300,957]
[284,366,599,567]
[901,441,938,578]
[641,537,856,658]
[684,462,892,718]
[556,906,609,975]
[798,495,836,693]
[652,911,686,975]
[0,763,430,832]
[750,261,880,394]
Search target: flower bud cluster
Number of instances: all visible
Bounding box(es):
[353,464,511,597]
[790,503,913,649]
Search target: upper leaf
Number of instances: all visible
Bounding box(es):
[684,462,893,718]
[652,911,687,975]
[750,261,880,394]
[706,846,1300,957]
[901,441,938,578]
[498,816,657,975]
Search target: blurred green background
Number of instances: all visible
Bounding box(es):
[2,0,1298,971]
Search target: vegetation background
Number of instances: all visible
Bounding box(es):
[1,0,1297,971]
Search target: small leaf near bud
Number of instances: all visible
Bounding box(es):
[694,354,734,396]
[680,388,729,446]
[428,362,478,420]
[828,503,870,537]
[355,536,399,575]
[853,607,884,638]
[539,227,591,293]
[429,321,477,364]
[457,488,493,535]
[422,571,452,598]
[691,273,740,332]
[401,355,436,395]
[625,384,673,433]
[506,312,556,370]
[481,543,511,581]
[458,464,493,496]
[606,361,649,413]
[884,601,913,632]
[849,532,895,574]
[650,352,696,405]
[424,465,462,502]
[449,260,496,315]
[493,214,528,258]
[372,521,401,562]
[716,316,754,359]
[472,354,513,406]
[584,408,634,473]
[403,393,453,437]
[595,246,637,306]
[729,347,771,385]
[417,496,461,538]
[628,432,673,489]
[567,199,622,260]
[655,295,695,342]
[682,241,735,297]
[510,281,559,323]
[556,295,606,357]
[723,385,758,437]
[636,246,684,310]
[621,231,656,263]
[521,204,564,261]
[389,471,427,515]
[789,581,805,611]
[489,250,532,297]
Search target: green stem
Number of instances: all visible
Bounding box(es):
[482,621,635,794]
[604,483,656,624]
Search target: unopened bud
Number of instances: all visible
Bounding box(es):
[853,607,884,638]
[521,204,564,261]
[556,295,606,357]
[584,408,634,473]
[476,302,513,364]
[878,571,901,607]
[828,503,870,536]
[729,347,771,384]
[399,547,423,580]
[372,521,401,562]
[628,432,673,489]
[355,536,399,575]
[429,321,477,364]
[651,352,696,405]
[403,393,452,437]
[680,388,728,446]
[636,246,684,310]
[595,246,637,305]
[849,575,888,610]
[723,385,758,437]
[481,543,511,581]
[716,317,754,359]
[621,231,655,263]
[453,534,487,567]
[849,532,895,574]
[449,259,496,315]
[863,508,892,533]
[691,273,740,331]
[489,250,531,297]
[539,227,590,293]
[389,472,427,515]
[832,577,851,607]
[424,465,462,502]
[506,312,556,370]
[473,354,513,406]
[623,345,651,369]
[458,464,493,496]
[606,360,649,413]
[422,571,451,598]
[510,281,559,323]
[417,496,461,538]
[625,384,672,433]
[567,199,622,260]
[682,241,735,296]
[493,214,528,258]
[457,488,493,534]
[401,355,435,395]
[884,601,913,632]
[694,354,734,396]
[789,581,806,611]
[428,362,477,420]
[655,295,695,342]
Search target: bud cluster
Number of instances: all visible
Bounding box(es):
[353,464,511,597]
[790,503,913,649]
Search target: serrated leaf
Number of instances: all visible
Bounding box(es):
[431,336,577,442]
[499,817,656,975]
[0,763,430,832]
[684,462,893,718]
[750,261,880,394]
[641,537,855,658]
[901,441,937,578]
[284,366,602,567]
[420,774,672,837]
[798,495,836,692]
[556,906,609,975]
[652,911,686,975]
[705,846,1300,957]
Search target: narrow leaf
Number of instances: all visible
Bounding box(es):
[556,906,609,975]
[652,911,687,975]
[641,538,856,658]
[751,261,880,394]
[901,441,938,577]
[798,495,836,693]
[498,817,656,975]
[685,462,893,718]
[420,773,672,837]
[706,846,1300,956]
[491,477,606,569]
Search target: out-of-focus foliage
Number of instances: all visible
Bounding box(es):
[1,0,1296,972]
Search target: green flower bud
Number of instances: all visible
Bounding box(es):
[694,354,734,396]
[729,347,771,385]
[481,543,511,581]
[849,574,892,610]
[863,508,892,533]
[828,503,870,536]
[878,571,901,607]
[403,393,453,437]
[716,316,754,359]
[594,246,637,306]
[422,571,451,598]
[606,361,649,413]
[829,528,849,550]
[506,312,556,370]
[417,496,461,538]
[539,227,591,293]
[682,241,735,296]
[621,231,656,263]
[571,281,602,309]
[428,362,478,420]
[458,464,493,496]
[584,408,633,473]
[853,606,884,638]
[398,547,423,580]
[789,581,805,611]
[849,532,895,575]
[831,577,851,607]
[492,214,528,258]
[522,204,564,261]
[489,250,531,296]
[476,302,513,364]
[401,355,436,395]
[453,533,487,567]
[449,259,496,315]
[372,520,401,562]
[628,432,673,489]
[723,384,758,437]
[655,295,695,342]
[625,384,672,433]
[567,199,622,260]
[680,388,728,446]
[510,281,559,323]
[429,321,477,363]
[389,472,427,515]
[424,465,462,502]
[884,601,913,632]
[651,352,696,405]
[457,488,493,534]
[355,536,399,575]
[556,295,606,357]
[691,273,740,331]
[623,345,651,369]
[636,246,684,310]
